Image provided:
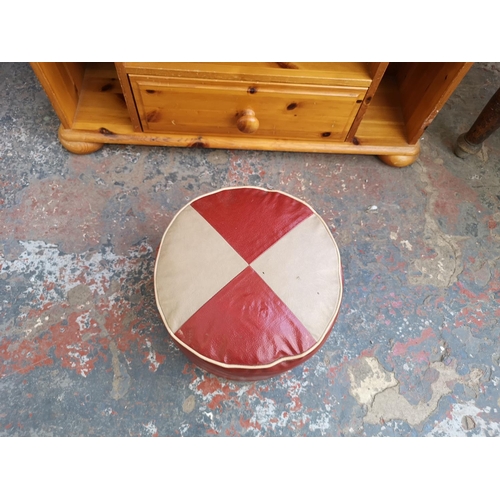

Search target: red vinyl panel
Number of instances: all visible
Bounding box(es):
[192,188,312,263]
[175,266,316,366]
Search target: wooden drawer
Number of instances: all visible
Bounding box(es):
[129,75,367,142]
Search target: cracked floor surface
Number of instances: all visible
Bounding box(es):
[1,62,500,436]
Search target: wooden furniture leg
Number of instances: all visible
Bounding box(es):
[378,152,420,167]
[58,125,103,154]
[455,87,500,158]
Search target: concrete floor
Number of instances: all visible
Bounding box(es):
[1,62,499,437]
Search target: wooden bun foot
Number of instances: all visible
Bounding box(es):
[378,153,419,168]
[58,125,103,154]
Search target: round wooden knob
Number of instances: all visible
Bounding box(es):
[236,110,259,134]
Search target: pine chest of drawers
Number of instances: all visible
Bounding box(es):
[31,62,472,167]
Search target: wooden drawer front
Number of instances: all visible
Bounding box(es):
[130,76,366,141]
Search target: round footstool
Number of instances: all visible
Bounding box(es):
[154,187,342,381]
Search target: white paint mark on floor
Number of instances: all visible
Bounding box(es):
[427,401,500,436]
[348,357,398,406]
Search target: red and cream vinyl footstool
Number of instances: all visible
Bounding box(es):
[154,187,342,381]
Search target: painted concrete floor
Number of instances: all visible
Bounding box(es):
[1,62,499,437]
